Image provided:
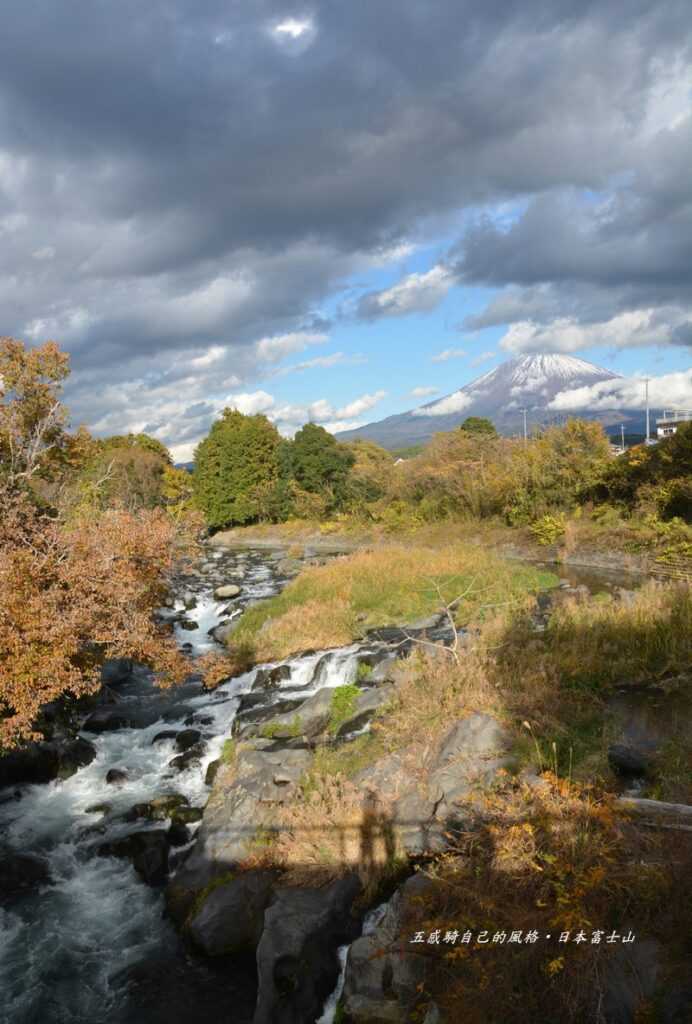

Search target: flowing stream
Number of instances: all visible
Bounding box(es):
[0,547,661,1024]
[0,546,387,1024]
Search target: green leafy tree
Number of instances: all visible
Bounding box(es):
[193,409,281,528]
[460,416,497,436]
[287,423,355,513]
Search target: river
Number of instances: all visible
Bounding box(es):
[0,546,660,1023]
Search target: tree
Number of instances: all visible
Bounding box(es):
[0,338,194,749]
[72,434,172,512]
[193,409,281,528]
[0,337,71,486]
[460,416,497,437]
[287,423,355,512]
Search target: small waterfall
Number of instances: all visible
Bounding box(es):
[0,546,392,1024]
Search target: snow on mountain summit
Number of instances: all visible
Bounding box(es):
[338,353,630,449]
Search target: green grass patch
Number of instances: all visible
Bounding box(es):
[328,684,361,735]
[259,714,303,739]
[311,732,386,779]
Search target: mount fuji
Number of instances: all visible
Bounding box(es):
[338,354,646,449]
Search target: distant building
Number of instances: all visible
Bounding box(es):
[656,410,692,439]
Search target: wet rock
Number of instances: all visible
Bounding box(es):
[608,744,652,778]
[0,850,51,900]
[179,618,199,631]
[205,759,220,786]
[152,730,178,745]
[182,591,197,610]
[188,870,277,956]
[175,728,202,752]
[252,665,292,691]
[234,688,334,742]
[210,620,236,644]
[83,708,157,732]
[106,768,128,785]
[57,737,97,779]
[232,697,306,735]
[85,802,112,815]
[341,875,435,1023]
[125,794,190,822]
[254,874,362,1024]
[214,584,242,600]
[167,821,191,848]
[0,742,60,787]
[173,806,204,825]
[169,742,206,771]
[98,829,169,886]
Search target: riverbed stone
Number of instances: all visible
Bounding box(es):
[253,874,362,1024]
[214,584,242,600]
[175,728,202,752]
[106,768,128,785]
[341,875,435,1024]
[188,869,278,956]
[98,829,169,886]
[57,737,97,779]
[125,793,190,822]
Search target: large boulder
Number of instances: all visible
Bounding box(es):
[341,876,436,1023]
[57,737,97,779]
[98,829,169,886]
[125,794,190,822]
[214,584,242,600]
[167,743,311,925]
[428,713,512,811]
[188,870,278,956]
[0,850,51,901]
[253,875,362,1024]
[82,707,157,732]
[175,728,202,752]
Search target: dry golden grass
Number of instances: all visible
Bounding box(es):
[230,543,555,662]
[272,774,404,890]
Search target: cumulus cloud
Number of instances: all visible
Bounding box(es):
[413,392,472,417]
[499,310,691,356]
[1,0,690,447]
[470,350,496,366]
[549,370,692,412]
[227,390,276,415]
[357,266,455,319]
[431,347,467,363]
[255,331,328,363]
[410,385,438,397]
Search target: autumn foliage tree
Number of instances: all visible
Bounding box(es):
[0,338,193,750]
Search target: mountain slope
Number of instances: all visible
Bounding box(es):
[337,354,643,448]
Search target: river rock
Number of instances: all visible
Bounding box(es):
[205,759,220,786]
[188,869,277,956]
[275,557,303,577]
[253,874,362,1024]
[167,821,190,847]
[125,794,190,822]
[175,728,202,752]
[100,658,135,687]
[214,584,242,600]
[234,688,335,742]
[178,618,199,631]
[341,875,436,1023]
[182,591,197,610]
[0,851,51,900]
[82,708,157,733]
[608,744,652,777]
[98,829,169,886]
[169,742,206,771]
[106,768,128,785]
[152,730,178,745]
[57,737,97,779]
[334,686,394,738]
[252,665,292,691]
[167,744,312,923]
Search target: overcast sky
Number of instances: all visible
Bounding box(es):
[1,1,691,459]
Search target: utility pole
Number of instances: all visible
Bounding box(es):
[620,424,625,450]
[644,378,651,444]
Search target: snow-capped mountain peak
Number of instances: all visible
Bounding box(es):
[338,352,629,448]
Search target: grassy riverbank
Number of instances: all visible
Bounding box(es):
[228,543,558,662]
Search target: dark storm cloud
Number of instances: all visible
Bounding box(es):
[1,0,691,446]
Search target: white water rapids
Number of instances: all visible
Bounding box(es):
[0,547,384,1024]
